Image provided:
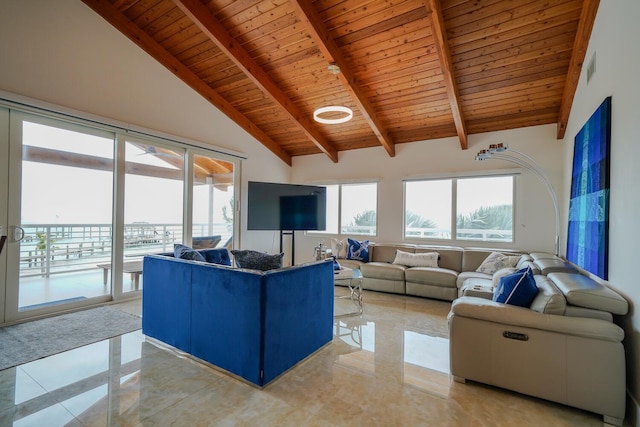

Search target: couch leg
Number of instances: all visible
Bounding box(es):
[603,415,623,426]
[453,375,466,384]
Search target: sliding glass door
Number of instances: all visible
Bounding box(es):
[0,105,241,324]
[120,139,185,295]
[5,112,115,320]
[192,153,235,250]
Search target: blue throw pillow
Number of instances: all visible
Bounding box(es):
[492,266,538,307]
[174,243,206,262]
[347,238,369,262]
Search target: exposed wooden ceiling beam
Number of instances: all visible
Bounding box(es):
[23,145,233,185]
[425,0,468,150]
[557,0,600,139]
[290,0,396,157]
[80,0,293,166]
[173,0,339,163]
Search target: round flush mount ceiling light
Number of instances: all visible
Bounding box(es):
[313,106,353,124]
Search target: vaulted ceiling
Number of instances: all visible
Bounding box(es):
[81,0,598,166]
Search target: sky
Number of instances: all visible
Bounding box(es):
[20,121,233,226]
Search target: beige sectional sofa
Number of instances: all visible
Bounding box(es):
[449,270,628,426]
[337,243,531,301]
[336,241,628,424]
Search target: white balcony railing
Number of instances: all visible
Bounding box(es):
[19,223,232,278]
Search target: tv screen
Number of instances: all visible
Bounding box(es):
[247,181,326,231]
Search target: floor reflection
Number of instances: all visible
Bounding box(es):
[0,292,607,426]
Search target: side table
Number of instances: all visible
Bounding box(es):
[334,267,363,317]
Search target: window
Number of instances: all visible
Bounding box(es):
[404,179,452,239]
[309,182,377,236]
[404,175,513,243]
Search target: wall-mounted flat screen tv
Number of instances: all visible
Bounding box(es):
[247,181,326,231]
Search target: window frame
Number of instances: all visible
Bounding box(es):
[307,181,379,237]
[402,172,517,246]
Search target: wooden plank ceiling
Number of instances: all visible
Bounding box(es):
[81,0,598,166]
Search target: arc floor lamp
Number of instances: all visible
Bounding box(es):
[476,143,560,256]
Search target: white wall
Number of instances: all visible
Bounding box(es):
[0,0,290,252]
[561,0,640,421]
[292,124,565,262]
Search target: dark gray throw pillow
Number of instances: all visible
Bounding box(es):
[174,243,206,262]
[231,250,284,271]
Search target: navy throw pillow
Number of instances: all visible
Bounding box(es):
[347,238,370,262]
[174,243,206,262]
[492,266,538,307]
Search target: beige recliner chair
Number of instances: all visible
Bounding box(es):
[449,272,628,426]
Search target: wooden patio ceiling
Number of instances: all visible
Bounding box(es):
[81,0,599,166]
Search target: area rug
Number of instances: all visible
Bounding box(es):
[0,306,141,371]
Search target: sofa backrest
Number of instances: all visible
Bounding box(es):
[530,252,578,275]
[370,243,415,263]
[415,246,463,272]
[529,275,566,315]
[548,272,628,316]
[461,250,495,272]
[143,255,334,387]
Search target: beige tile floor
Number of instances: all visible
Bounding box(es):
[0,289,615,426]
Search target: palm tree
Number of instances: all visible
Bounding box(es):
[457,204,512,240]
[344,210,376,234]
[405,211,439,237]
[222,198,234,231]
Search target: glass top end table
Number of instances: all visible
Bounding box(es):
[334,267,363,317]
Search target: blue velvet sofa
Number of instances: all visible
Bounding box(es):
[142,248,335,387]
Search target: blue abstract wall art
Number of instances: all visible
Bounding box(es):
[567,96,611,279]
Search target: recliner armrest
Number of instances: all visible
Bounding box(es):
[449,297,624,342]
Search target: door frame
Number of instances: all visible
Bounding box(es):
[0,94,243,325]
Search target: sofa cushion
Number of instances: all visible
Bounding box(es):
[392,250,438,267]
[347,238,370,262]
[533,257,577,275]
[529,275,566,315]
[460,278,494,299]
[338,259,365,270]
[529,252,557,260]
[563,305,613,322]
[361,262,406,281]
[231,250,284,271]
[476,252,520,275]
[548,272,628,315]
[174,243,206,262]
[456,271,492,289]
[515,256,541,275]
[493,267,538,307]
[404,267,458,288]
